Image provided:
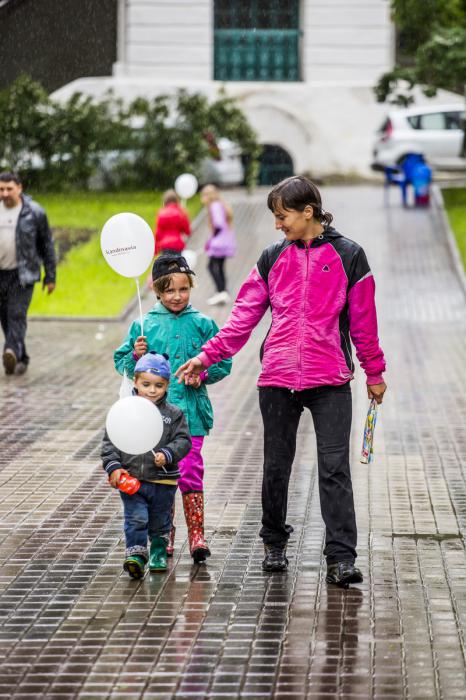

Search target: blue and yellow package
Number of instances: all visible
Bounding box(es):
[360,399,378,464]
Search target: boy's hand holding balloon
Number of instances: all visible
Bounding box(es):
[153,452,167,468]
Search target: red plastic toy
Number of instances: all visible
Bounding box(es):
[114,472,141,495]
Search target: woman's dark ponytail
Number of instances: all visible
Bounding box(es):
[307,203,334,226]
[320,210,333,226]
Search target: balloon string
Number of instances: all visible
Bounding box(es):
[135,277,144,337]
[151,449,167,473]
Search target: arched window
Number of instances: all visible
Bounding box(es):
[258,145,295,185]
[214,0,301,82]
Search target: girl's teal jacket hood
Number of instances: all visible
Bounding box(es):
[114,302,232,436]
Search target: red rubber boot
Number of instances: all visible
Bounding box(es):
[182,492,211,563]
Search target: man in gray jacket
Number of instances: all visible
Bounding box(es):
[0,171,56,375]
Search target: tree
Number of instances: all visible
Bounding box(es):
[207,90,262,190]
[391,0,465,58]
[0,74,52,173]
[112,89,261,191]
[0,75,119,189]
[0,76,261,190]
[375,27,466,106]
[375,2,466,155]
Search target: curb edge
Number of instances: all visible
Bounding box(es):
[431,184,466,299]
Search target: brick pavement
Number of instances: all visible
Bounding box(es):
[0,186,465,699]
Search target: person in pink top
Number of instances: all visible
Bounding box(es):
[201,185,237,306]
[176,176,387,587]
[155,190,191,256]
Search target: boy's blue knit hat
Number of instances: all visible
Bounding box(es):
[134,352,171,379]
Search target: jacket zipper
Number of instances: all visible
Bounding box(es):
[298,242,311,390]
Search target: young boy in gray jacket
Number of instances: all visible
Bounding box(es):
[102,352,191,578]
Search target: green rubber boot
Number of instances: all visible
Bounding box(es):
[149,536,168,572]
[123,554,146,579]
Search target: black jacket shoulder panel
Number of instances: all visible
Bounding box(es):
[327,231,370,290]
[257,239,292,283]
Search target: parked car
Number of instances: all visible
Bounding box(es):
[199,138,244,186]
[372,103,465,170]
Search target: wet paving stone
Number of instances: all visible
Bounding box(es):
[0,188,465,698]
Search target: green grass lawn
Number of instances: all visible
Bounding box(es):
[29,191,201,317]
[443,187,466,272]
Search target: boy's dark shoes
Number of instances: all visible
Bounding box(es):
[3,348,17,375]
[149,536,168,571]
[15,362,28,375]
[262,544,288,572]
[123,555,146,579]
[326,561,363,586]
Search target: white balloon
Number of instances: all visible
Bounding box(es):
[175,173,198,199]
[106,396,164,455]
[182,248,198,270]
[118,370,134,399]
[101,212,154,278]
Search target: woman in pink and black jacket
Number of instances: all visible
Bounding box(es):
[177,176,387,586]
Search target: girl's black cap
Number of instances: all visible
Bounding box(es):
[152,254,195,281]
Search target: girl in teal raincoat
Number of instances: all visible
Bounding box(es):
[114,254,232,562]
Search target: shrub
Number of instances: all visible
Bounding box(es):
[0,76,260,191]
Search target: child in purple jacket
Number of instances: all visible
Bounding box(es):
[201,185,236,306]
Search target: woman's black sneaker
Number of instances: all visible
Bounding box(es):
[3,349,17,375]
[326,561,363,586]
[262,544,288,572]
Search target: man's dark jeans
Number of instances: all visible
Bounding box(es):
[120,481,177,560]
[0,269,34,364]
[259,384,357,564]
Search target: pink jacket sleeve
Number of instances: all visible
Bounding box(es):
[348,273,386,385]
[198,266,270,367]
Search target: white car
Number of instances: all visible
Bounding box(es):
[372,103,465,169]
[199,138,244,186]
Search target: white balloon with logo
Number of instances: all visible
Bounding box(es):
[101,212,154,278]
[100,212,154,336]
[106,396,164,455]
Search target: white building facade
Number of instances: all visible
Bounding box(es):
[55,0,396,178]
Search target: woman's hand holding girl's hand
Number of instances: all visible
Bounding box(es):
[186,374,202,389]
[133,336,148,358]
[175,357,205,384]
[367,382,387,404]
[153,452,167,468]
[109,468,127,488]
